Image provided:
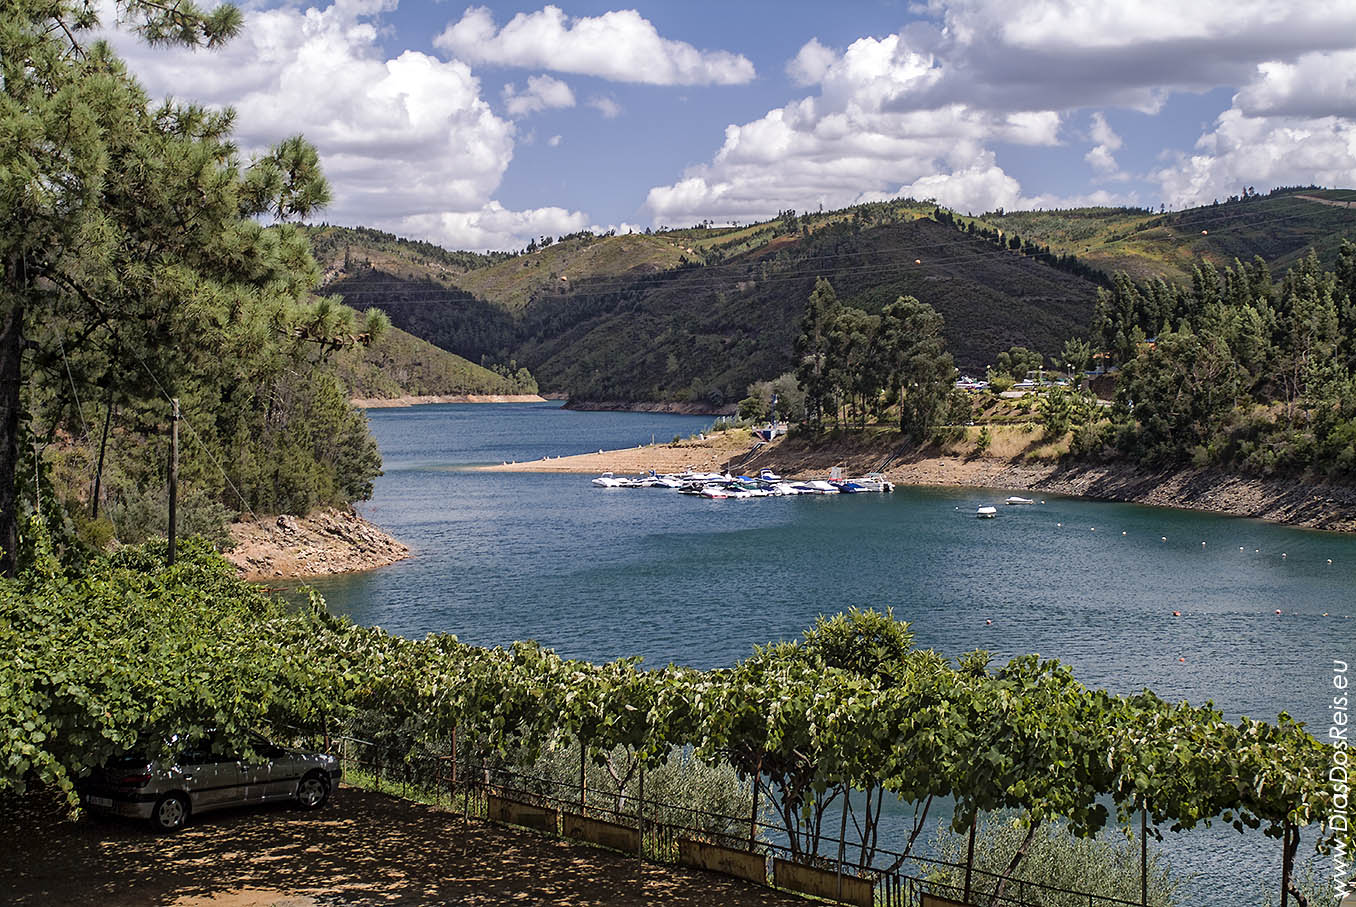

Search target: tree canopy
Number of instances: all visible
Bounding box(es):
[1,0,389,573]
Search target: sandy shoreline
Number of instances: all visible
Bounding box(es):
[353,393,545,408]
[483,433,1356,532]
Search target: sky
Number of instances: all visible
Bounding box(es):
[103,0,1356,251]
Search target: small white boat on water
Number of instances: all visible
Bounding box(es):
[843,473,895,493]
[977,505,998,518]
[758,468,782,482]
[591,472,629,488]
[1005,495,1036,505]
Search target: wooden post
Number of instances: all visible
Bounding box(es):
[749,757,763,849]
[1141,808,1148,907]
[91,376,114,519]
[837,792,849,900]
[450,726,458,797]
[579,740,587,812]
[637,764,645,856]
[167,397,179,565]
[963,813,977,903]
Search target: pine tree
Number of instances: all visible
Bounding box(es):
[0,2,334,574]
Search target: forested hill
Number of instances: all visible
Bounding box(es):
[981,188,1356,284]
[312,191,1356,408]
[317,210,1101,406]
[330,325,536,400]
[513,216,1098,405]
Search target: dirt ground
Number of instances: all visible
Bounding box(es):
[0,787,809,907]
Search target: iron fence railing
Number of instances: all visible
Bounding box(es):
[326,734,1147,907]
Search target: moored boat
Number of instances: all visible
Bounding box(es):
[1005,495,1035,505]
[977,505,997,518]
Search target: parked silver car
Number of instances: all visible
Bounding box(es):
[78,736,342,831]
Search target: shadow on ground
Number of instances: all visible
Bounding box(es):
[0,787,808,906]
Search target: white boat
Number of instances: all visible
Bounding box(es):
[793,480,840,494]
[1005,495,1035,505]
[845,473,894,493]
[768,482,807,495]
[758,468,782,482]
[591,472,629,488]
[976,506,997,518]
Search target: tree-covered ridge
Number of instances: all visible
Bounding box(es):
[980,189,1356,285]
[1079,245,1356,476]
[306,224,515,278]
[0,1,397,566]
[511,217,1098,407]
[331,325,537,399]
[0,541,1340,898]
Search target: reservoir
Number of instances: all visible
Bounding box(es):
[306,400,1351,901]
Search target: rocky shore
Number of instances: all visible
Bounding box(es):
[226,508,410,580]
[486,433,1356,532]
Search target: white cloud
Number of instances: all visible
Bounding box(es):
[647,1,1356,226]
[908,0,1356,114]
[1085,111,1126,178]
[1153,45,1356,207]
[101,1,587,251]
[395,202,588,252]
[1235,50,1356,119]
[435,5,755,86]
[786,38,836,87]
[588,96,622,119]
[645,32,1063,225]
[1155,110,1356,208]
[502,74,575,117]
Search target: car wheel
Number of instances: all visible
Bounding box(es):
[152,794,190,832]
[295,772,330,810]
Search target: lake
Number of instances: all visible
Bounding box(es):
[304,401,1351,901]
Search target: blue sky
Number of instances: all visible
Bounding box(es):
[106,0,1356,250]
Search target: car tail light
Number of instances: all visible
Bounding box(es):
[115,771,152,787]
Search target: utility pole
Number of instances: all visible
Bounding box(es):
[167,398,179,565]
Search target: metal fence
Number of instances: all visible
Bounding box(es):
[330,734,1147,907]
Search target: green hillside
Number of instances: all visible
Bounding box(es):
[451,231,691,312]
[308,190,1356,407]
[324,264,519,365]
[327,325,535,400]
[981,188,1356,283]
[512,215,1100,404]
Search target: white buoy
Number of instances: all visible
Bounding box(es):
[1057,522,1063,527]
[1090,527,1096,532]
[1282,553,1287,559]
[1122,531,1127,536]
[1328,559,1333,564]
[1202,541,1206,546]
[1161,536,1167,542]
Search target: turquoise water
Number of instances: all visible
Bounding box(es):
[304,401,1353,899]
